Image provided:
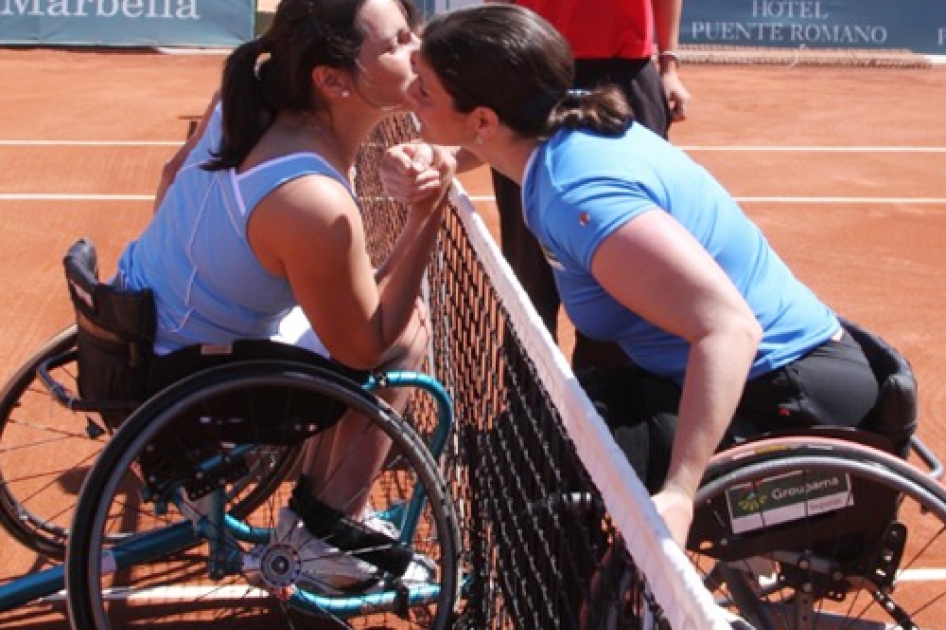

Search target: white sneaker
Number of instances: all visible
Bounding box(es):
[362,507,436,584]
[717,606,757,630]
[363,508,401,539]
[275,507,379,594]
[401,552,437,584]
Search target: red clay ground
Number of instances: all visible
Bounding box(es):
[0,48,945,627]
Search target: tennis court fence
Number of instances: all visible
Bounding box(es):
[356,115,732,630]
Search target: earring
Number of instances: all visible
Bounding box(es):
[341,91,350,98]
[474,135,484,146]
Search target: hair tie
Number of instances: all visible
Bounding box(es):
[253,36,271,81]
[561,88,591,108]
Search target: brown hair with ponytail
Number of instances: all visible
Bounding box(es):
[421,4,632,140]
[206,0,419,171]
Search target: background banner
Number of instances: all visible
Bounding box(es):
[679,0,946,55]
[0,0,254,48]
[14,0,935,53]
[429,0,945,56]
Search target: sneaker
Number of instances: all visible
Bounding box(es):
[401,552,437,585]
[716,606,757,630]
[363,507,401,540]
[275,507,379,594]
[290,484,415,576]
[362,508,437,585]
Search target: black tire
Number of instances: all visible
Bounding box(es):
[0,327,300,560]
[688,435,946,630]
[582,537,664,630]
[0,326,85,557]
[67,359,460,629]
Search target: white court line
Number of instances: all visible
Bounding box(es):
[41,585,271,602]
[733,196,946,204]
[2,141,946,152]
[679,146,946,153]
[1,142,943,205]
[466,195,946,205]
[33,566,946,603]
[0,194,154,201]
[3,193,946,205]
[0,140,181,147]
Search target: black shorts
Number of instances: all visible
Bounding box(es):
[578,332,880,492]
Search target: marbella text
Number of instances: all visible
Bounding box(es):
[0,0,198,18]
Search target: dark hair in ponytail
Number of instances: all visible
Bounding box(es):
[547,86,632,136]
[202,36,274,171]
[421,4,633,140]
[206,0,419,171]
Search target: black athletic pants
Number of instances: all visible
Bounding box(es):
[577,331,880,492]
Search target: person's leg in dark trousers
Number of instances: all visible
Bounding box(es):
[577,364,680,492]
[491,169,561,338]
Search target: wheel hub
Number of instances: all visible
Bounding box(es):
[244,542,303,589]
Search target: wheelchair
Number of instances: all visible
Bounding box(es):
[584,321,946,630]
[0,239,462,629]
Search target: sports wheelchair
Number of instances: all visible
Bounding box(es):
[0,239,462,629]
[585,321,946,630]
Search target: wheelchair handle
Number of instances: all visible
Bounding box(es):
[37,349,138,414]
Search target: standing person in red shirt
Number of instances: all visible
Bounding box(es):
[486,0,692,370]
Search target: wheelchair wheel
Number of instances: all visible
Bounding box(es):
[581,537,669,630]
[67,359,461,629]
[688,435,946,630]
[0,327,300,560]
[0,326,88,557]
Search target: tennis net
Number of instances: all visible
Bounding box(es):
[356,115,732,630]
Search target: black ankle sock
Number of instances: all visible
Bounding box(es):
[290,476,413,576]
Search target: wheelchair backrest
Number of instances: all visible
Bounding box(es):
[64,238,156,354]
[64,238,156,427]
[840,317,918,456]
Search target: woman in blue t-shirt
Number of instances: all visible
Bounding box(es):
[392,4,890,546]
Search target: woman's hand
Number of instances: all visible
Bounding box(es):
[650,484,695,548]
[380,142,456,211]
[661,70,692,122]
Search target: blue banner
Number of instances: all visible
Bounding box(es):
[0,0,253,48]
[681,0,946,55]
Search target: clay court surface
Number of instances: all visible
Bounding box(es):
[0,47,945,626]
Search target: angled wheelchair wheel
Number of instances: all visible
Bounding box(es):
[687,435,946,630]
[67,359,461,629]
[581,536,670,630]
[0,327,299,560]
[0,325,89,558]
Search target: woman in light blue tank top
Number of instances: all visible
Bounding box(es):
[399,5,900,548]
[116,0,455,590]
